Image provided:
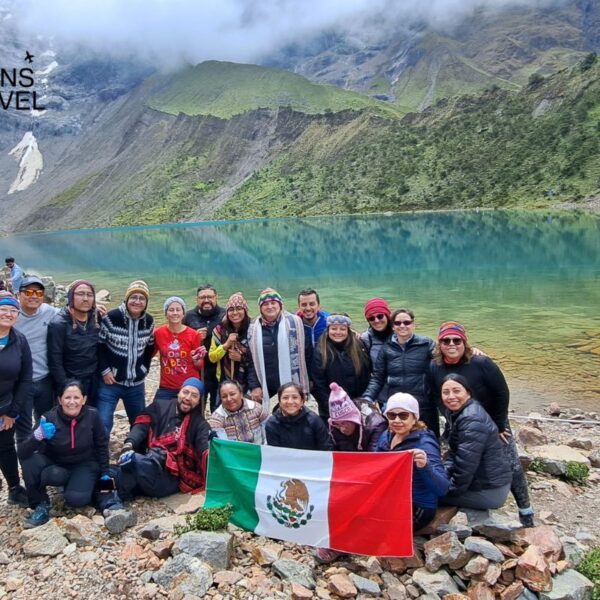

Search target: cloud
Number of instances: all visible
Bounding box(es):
[13,0,568,68]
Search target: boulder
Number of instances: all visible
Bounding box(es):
[517,426,548,446]
[58,514,104,546]
[272,559,316,590]
[560,536,587,567]
[567,438,593,451]
[588,449,600,468]
[328,574,357,598]
[152,554,213,597]
[423,531,470,571]
[515,545,552,593]
[464,555,489,576]
[291,582,313,600]
[528,445,590,476]
[151,540,174,559]
[104,509,137,534]
[516,526,564,562]
[466,581,495,600]
[19,521,69,557]
[471,515,524,542]
[464,537,504,562]
[538,569,594,600]
[139,524,162,540]
[437,523,473,540]
[412,568,459,596]
[350,574,381,596]
[172,531,233,570]
[251,542,282,565]
[548,403,562,416]
[499,581,524,600]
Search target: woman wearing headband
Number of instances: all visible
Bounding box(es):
[312,313,371,420]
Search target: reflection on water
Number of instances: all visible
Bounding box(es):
[2,210,599,411]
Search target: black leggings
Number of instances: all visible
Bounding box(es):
[413,505,437,530]
[0,427,19,488]
[22,453,100,507]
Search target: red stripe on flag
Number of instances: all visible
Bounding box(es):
[328,451,414,557]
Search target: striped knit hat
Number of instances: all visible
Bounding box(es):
[438,321,467,342]
[126,280,150,302]
[258,288,282,307]
[226,292,249,313]
[0,293,20,310]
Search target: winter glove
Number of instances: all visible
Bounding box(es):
[118,443,135,466]
[33,416,56,441]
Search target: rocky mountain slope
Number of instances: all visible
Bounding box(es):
[1,0,600,232]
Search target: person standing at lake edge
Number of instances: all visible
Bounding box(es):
[15,276,59,429]
[97,281,154,435]
[247,288,312,406]
[4,257,24,295]
[47,280,102,407]
[297,288,330,347]
[360,298,393,407]
[183,284,225,412]
[429,321,535,527]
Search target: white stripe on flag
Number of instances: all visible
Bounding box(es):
[254,446,333,548]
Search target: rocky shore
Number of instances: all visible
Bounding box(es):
[0,358,598,600]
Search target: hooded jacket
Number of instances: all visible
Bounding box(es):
[265,406,333,451]
[18,405,109,474]
[0,327,32,418]
[443,398,512,496]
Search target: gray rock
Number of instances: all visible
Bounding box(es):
[518,588,539,600]
[381,572,401,588]
[350,574,381,596]
[172,531,233,570]
[19,521,69,557]
[139,524,161,540]
[464,536,504,562]
[561,536,588,567]
[471,514,524,542]
[589,449,600,468]
[538,569,594,600]
[436,523,473,539]
[272,559,316,590]
[152,554,213,596]
[528,445,590,476]
[0,551,10,565]
[411,568,458,597]
[567,438,593,451]
[462,508,491,525]
[575,528,596,543]
[104,509,137,535]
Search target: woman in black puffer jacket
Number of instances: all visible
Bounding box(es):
[439,374,511,510]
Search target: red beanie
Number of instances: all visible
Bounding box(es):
[364,297,391,319]
[438,321,468,342]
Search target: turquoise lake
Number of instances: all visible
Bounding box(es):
[2,210,599,413]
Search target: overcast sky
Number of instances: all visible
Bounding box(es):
[13,0,567,67]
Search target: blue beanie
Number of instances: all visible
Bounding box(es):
[0,295,20,310]
[181,377,205,396]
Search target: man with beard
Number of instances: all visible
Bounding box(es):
[247,288,312,406]
[47,280,102,406]
[297,288,330,347]
[115,378,210,498]
[183,285,225,411]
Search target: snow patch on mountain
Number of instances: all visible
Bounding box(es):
[8,132,43,193]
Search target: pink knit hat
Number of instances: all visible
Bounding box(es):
[328,382,364,448]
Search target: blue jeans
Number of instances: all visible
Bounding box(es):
[97,381,146,435]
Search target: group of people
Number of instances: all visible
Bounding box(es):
[0,268,533,553]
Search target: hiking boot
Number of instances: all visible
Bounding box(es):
[314,547,345,564]
[24,502,50,528]
[7,484,28,508]
[104,509,137,534]
[519,512,535,528]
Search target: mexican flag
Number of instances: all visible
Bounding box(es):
[204,438,414,557]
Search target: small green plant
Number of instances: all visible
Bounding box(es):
[576,546,600,600]
[174,504,234,535]
[527,458,546,474]
[564,461,590,485]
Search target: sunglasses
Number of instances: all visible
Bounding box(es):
[393,319,413,327]
[441,337,463,346]
[367,313,386,322]
[386,411,412,422]
[22,289,44,298]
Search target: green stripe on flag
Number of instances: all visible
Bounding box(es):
[205,438,262,531]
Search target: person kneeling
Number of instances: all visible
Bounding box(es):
[116,377,210,499]
[19,380,122,528]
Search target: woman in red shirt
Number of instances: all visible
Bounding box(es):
[153,297,205,403]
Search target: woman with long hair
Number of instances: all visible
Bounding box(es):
[313,314,371,419]
[430,322,534,526]
[209,292,251,391]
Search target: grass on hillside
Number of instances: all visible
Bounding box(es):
[216,57,600,220]
[146,61,403,120]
